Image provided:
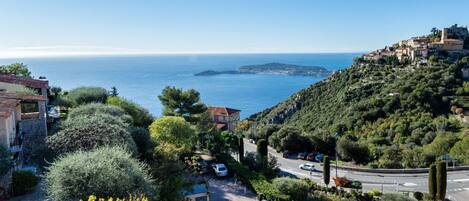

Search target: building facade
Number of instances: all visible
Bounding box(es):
[207,106,240,131]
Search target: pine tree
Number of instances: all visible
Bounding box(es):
[323,155,330,187]
[436,162,447,201]
[428,164,437,200]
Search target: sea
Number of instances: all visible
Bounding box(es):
[0,53,360,118]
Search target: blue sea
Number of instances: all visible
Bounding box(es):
[0,53,360,118]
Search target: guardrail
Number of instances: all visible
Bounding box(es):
[331,164,469,174]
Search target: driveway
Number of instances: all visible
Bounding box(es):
[205,176,257,201]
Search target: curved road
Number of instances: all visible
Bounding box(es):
[243,139,469,200]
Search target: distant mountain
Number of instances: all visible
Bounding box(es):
[194,62,332,76]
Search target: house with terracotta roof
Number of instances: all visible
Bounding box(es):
[0,74,49,166]
[207,106,240,131]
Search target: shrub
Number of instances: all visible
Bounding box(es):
[45,146,157,201]
[66,87,108,106]
[0,147,11,177]
[12,170,38,196]
[256,139,268,157]
[67,103,133,124]
[380,193,413,201]
[82,194,149,201]
[436,161,447,201]
[47,114,137,155]
[107,96,154,128]
[272,177,309,201]
[413,191,423,200]
[129,127,154,160]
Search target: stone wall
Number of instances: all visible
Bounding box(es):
[18,118,46,164]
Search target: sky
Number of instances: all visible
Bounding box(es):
[1,0,469,58]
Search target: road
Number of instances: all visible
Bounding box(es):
[243,139,469,198]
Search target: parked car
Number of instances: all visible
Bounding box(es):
[211,163,228,177]
[297,152,308,160]
[282,151,290,158]
[315,153,324,162]
[248,139,256,144]
[299,163,315,171]
[306,153,316,161]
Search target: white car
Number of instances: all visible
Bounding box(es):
[299,163,315,171]
[212,163,228,177]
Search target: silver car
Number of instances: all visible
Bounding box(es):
[299,163,315,171]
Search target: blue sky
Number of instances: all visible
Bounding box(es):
[1,0,468,57]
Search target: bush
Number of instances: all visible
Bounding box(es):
[12,170,38,196]
[149,116,196,159]
[380,193,413,201]
[66,87,108,106]
[129,127,154,160]
[413,191,423,200]
[47,114,137,155]
[45,146,157,201]
[107,96,154,128]
[67,103,133,124]
[272,177,309,201]
[0,147,11,177]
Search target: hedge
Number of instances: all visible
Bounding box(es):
[217,154,289,201]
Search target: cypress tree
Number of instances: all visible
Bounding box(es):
[257,139,268,157]
[436,162,447,201]
[238,137,244,163]
[428,164,437,200]
[323,155,330,187]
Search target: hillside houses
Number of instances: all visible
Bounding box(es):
[363,24,469,62]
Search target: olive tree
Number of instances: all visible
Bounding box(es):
[67,103,133,124]
[65,87,108,106]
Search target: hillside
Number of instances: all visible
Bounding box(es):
[248,42,469,168]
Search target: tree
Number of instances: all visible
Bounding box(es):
[428,164,437,200]
[45,146,157,200]
[149,116,196,159]
[323,155,330,187]
[65,87,108,106]
[158,86,207,123]
[107,96,154,128]
[450,136,469,164]
[0,63,31,77]
[238,137,244,163]
[268,126,309,152]
[436,162,447,201]
[129,127,154,160]
[47,114,137,155]
[257,139,268,157]
[109,86,119,97]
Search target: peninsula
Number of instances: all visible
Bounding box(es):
[194,62,332,76]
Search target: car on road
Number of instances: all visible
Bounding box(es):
[212,163,228,177]
[306,153,316,161]
[248,139,256,144]
[315,153,324,162]
[297,152,308,160]
[299,163,315,171]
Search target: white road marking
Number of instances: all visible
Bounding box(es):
[402,182,418,187]
[453,178,469,182]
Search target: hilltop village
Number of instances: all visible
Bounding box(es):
[363,24,469,62]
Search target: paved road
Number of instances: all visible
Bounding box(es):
[243,139,469,198]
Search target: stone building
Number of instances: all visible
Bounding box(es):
[207,106,241,131]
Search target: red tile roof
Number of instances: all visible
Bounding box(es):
[216,123,227,129]
[208,106,240,116]
[0,74,48,89]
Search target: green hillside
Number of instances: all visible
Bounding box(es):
[247,55,469,168]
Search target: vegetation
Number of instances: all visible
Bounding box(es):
[323,155,330,187]
[428,164,437,200]
[47,113,137,155]
[107,96,154,127]
[45,146,157,201]
[249,55,469,167]
[436,162,447,201]
[0,63,31,77]
[12,170,38,196]
[82,195,149,201]
[68,103,133,124]
[65,86,108,106]
[380,193,413,201]
[0,147,11,177]
[158,86,207,123]
[149,116,196,159]
[272,177,309,201]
